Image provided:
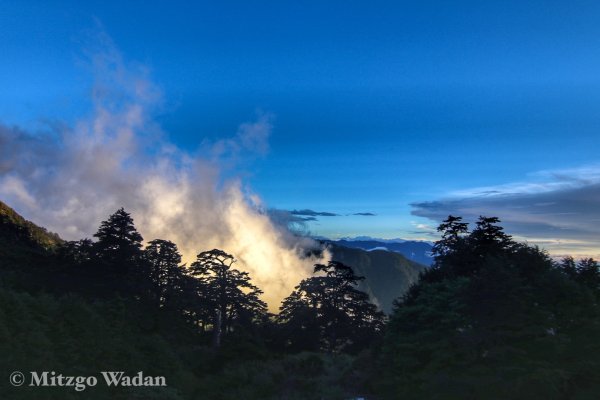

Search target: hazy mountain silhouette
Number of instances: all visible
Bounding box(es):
[327,238,433,266]
[327,243,426,313]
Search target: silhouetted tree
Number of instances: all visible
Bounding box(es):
[58,238,94,264]
[419,215,516,285]
[144,239,185,309]
[91,208,147,298]
[279,261,385,353]
[278,285,323,352]
[189,249,267,345]
[470,216,514,255]
[431,215,468,258]
[381,216,600,399]
[575,258,600,291]
[559,256,578,280]
[93,208,143,264]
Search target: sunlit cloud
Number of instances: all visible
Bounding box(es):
[0,33,327,310]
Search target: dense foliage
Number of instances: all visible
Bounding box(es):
[1,201,599,399]
[278,261,385,353]
[0,205,382,399]
[380,216,600,399]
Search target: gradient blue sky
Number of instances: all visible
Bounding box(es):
[2,1,600,254]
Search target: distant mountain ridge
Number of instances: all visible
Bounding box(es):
[338,236,410,243]
[327,243,426,313]
[325,237,434,266]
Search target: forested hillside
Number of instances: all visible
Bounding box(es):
[0,200,62,250]
[1,201,599,399]
[379,216,600,399]
[0,202,385,399]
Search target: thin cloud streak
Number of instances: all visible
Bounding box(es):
[290,209,340,217]
[284,209,378,218]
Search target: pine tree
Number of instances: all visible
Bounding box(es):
[382,216,600,399]
[576,258,600,291]
[189,249,267,345]
[144,239,185,309]
[94,208,143,264]
[279,261,385,353]
[92,208,146,297]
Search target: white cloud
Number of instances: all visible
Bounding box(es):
[0,35,326,310]
[450,164,600,197]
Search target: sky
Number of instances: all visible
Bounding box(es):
[1,0,600,258]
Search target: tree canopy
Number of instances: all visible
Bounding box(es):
[93,207,144,264]
[278,260,385,353]
[189,249,267,344]
[144,239,186,310]
[382,215,600,399]
[3,204,599,399]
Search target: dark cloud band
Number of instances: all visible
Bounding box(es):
[411,168,600,257]
[290,209,339,217]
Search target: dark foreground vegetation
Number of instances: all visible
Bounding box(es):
[1,201,599,399]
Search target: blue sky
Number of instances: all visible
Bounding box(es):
[1,1,600,255]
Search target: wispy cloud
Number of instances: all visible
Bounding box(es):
[290,209,340,217]
[209,111,274,165]
[0,31,327,310]
[285,209,378,218]
[411,165,600,257]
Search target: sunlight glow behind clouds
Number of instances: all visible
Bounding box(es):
[0,34,326,310]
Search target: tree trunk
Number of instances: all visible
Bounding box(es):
[212,309,222,348]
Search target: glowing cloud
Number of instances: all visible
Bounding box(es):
[0,34,327,310]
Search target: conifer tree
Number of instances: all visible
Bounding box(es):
[383,216,600,399]
[144,239,185,309]
[189,249,267,343]
[94,208,143,264]
[92,208,146,297]
[279,261,385,353]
